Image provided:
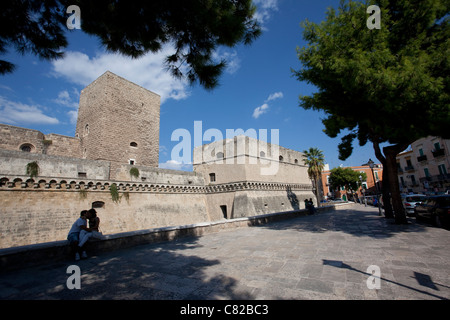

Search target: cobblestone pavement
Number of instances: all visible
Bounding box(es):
[1,204,449,300]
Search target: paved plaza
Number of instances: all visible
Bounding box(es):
[0,204,449,300]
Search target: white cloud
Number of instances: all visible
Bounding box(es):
[0,84,13,92]
[51,47,190,103]
[0,96,59,125]
[212,49,241,75]
[252,103,269,119]
[159,159,192,171]
[253,0,279,26]
[266,91,283,102]
[67,110,78,125]
[252,91,283,119]
[52,90,79,109]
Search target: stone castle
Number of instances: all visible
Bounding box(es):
[0,71,314,249]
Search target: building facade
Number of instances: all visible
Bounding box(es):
[321,164,383,201]
[397,137,450,194]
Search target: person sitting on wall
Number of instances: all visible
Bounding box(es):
[78,208,103,254]
[67,210,92,261]
[304,198,310,211]
[308,198,315,215]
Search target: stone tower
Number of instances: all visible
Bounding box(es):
[75,71,160,172]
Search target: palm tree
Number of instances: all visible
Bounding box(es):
[303,147,325,207]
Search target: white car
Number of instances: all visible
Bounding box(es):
[402,194,427,216]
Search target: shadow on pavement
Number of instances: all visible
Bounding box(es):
[322,259,449,300]
[0,236,254,300]
[256,204,430,239]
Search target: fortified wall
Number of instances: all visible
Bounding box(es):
[0,71,314,249]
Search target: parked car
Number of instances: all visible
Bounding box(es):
[414,195,450,229]
[402,194,427,216]
[364,195,374,205]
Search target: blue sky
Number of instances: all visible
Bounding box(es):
[0,0,382,171]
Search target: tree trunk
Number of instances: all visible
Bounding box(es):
[314,176,321,207]
[373,141,394,218]
[381,168,393,218]
[383,144,409,224]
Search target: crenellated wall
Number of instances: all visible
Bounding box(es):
[0,171,313,249]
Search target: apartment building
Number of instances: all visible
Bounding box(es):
[397,136,450,194]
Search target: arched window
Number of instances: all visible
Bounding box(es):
[92,201,105,209]
[20,143,34,152]
[130,142,138,147]
[260,151,266,158]
[279,155,283,162]
[84,124,89,136]
[295,159,298,164]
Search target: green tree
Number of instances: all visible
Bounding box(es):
[293,0,450,224]
[1,0,261,89]
[302,147,325,206]
[329,167,366,201]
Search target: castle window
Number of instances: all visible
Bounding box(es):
[92,201,105,209]
[20,144,33,152]
[295,159,298,164]
[279,155,283,162]
[84,124,89,136]
[260,151,266,158]
[130,142,138,148]
[129,159,136,165]
[209,173,216,182]
[78,172,87,178]
[216,152,224,159]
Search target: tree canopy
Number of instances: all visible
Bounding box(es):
[294,0,449,154]
[303,147,325,205]
[329,167,366,192]
[293,0,449,223]
[1,0,261,89]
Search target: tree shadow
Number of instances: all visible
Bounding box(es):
[322,259,449,300]
[0,235,254,300]
[286,186,300,210]
[256,204,429,239]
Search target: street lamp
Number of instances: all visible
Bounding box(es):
[367,159,382,216]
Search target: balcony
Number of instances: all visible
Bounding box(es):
[417,155,427,162]
[432,148,445,158]
[419,173,450,183]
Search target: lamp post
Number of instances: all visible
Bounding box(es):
[368,159,382,216]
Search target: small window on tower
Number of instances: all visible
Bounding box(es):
[130,142,138,147]
[20,144,33,152]
[85,124,89,136]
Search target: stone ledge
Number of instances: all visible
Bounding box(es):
[0,203,350,271]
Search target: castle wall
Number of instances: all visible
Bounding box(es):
[0,124,81,159]
[0,124,45,153]
[113,163,205,185]
[43,133,81,158]
[0,177,210,249]
[193,135,311,185]
[0,149,110,180]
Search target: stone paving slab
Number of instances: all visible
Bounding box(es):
[0,204,449,300]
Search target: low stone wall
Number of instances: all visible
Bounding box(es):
[0,203,351,271]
